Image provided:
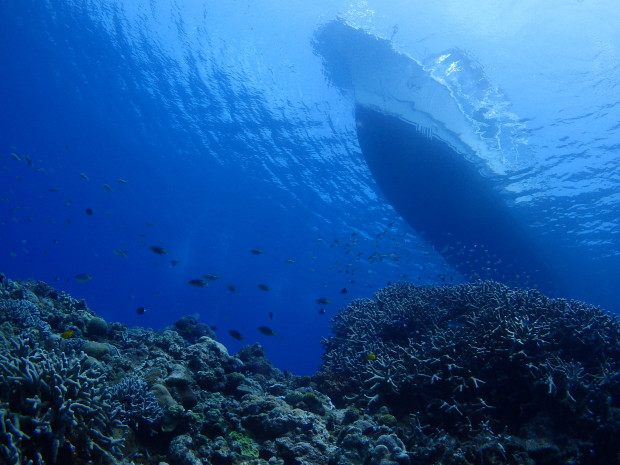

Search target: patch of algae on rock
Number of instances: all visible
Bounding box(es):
[229,429,260,458]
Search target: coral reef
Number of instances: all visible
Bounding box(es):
[1,273,619,465]
[109,376,163,431]
[318,280,620,464]
[0,336,124,464]
[0,299,51,337]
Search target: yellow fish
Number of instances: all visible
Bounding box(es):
[60,330,74,339]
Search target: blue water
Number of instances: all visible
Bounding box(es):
[2,0,619,375]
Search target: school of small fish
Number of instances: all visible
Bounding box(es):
[1,145,507,349]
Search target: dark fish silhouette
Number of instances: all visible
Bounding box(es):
[257,326,277,336]
[149,245,168,255]
[228,329,244,340]
[74,273,92,283]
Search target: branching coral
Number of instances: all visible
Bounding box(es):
[320,281,620,463]
[0,299,52,337]
[109,376,162,431]
[0,336,125,465]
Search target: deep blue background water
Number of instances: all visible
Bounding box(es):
[2,0,619,374]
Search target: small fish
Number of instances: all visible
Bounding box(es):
[24,156,33,166]
[149,245,168,255]
[316,298,331,305]
[170,260,180,266]
[258,284,271,291]
[341,287,348,294]
[318,308,326,315]
[10,153,21,161]
[103,183,113,191]
[249,249,264,255]
[284,258,295,264]
[60,329,74,339]
[49,187,60,192]
[79,172,90,180]
[366,353,377,361]
[113,249,128,258]
[210,325,217,331]
[188,279,208,287]
[85,208,94,215]
[257,326,277,336]
[74,273,92,283]
[227,284,237,293]
[136,306,146,315]
[116,178,128,184]
[269,311,273,319]
[202,273,220,281]
[228,329,244,340]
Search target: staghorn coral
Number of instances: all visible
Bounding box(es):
[109,376,163,431]
[0,336,125,465]
[319,281,620,464]
[0,299,52,337]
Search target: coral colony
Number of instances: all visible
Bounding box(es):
[1,273,619,464]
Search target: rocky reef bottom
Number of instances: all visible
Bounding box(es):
[1,273,619,465]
